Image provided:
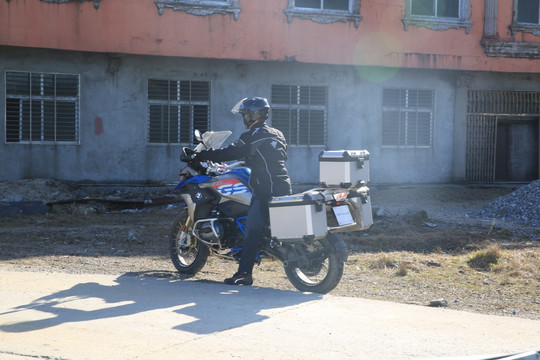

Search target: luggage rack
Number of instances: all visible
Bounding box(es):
[268,148,373,242]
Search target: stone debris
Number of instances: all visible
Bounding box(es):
[0,200,50,216]
[127,229,144,244]
[0,178,76,203]
[0,179,183,216]
[477,180,540,227]
[428,298,448,307]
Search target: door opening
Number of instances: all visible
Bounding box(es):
[466,91,540,183]
[495,118,539,182]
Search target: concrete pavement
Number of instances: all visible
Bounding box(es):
[0,270,539,360]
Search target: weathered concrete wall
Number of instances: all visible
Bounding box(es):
[0,47,537,184]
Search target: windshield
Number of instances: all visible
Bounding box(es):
[194,130,232,152]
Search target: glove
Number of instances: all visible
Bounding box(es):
[180,147,199,162]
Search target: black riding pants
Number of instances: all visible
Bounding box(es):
[237,192,271,275]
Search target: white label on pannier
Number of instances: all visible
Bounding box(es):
[333,205,354,226]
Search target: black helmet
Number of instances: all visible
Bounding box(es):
[231,97,270,129]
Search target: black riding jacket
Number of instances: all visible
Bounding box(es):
[198,122,292,197]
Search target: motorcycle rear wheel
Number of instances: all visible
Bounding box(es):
[284,237,344,294]
[169,209,209,275]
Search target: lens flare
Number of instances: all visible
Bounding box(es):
[353,31,403,83]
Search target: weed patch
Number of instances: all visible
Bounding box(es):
[467,245,501,270]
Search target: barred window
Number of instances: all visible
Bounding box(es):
[271,85,327,146]
[147,79,210,144]
[5,71,79,143]
[382,88,434,148]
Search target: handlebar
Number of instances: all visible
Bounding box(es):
[180,147,245,175]
[180,147,197,163]
[207,161,245,175]
[224,161,245,169]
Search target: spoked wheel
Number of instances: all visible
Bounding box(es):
[169,209,209,274]
[284,236,344,294]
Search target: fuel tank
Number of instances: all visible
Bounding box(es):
[199,168,252,206]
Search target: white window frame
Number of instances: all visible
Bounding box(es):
[510,0,540,36]
[5,71,80,144]
[381,88,434,149]
[284,0,362,28]
[41,0,101,9]
[402,0,472,34]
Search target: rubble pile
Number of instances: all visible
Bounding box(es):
[0,179,77,216]
[477,180,540,227]
[0,178,75,203]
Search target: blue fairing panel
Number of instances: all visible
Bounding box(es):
[174,167,250,191]
[227,167,251,184]
[174,175,212,191]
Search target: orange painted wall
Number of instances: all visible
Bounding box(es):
[1,0,539,73]
[495,0,540,42]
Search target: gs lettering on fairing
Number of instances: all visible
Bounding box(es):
[215,177,250,194]
[208,173,251,205]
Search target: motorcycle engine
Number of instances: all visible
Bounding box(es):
[195,219,224,244]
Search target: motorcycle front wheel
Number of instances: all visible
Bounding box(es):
[169,209,209,275]
[283,236,344,294]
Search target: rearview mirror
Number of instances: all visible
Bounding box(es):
[194,129,202,143]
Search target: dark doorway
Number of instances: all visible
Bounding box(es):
[495,118,539,182]
[467,91,540,183]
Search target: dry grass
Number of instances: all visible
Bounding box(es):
[466,245,502,270]
[337,246,540,319]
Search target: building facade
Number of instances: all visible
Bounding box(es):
[1,0,539,184]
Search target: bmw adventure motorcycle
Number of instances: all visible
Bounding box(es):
[169,130,372,294]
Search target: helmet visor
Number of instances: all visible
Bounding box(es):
[231,98,247,114]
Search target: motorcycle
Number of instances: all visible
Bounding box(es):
[169,130,372,294]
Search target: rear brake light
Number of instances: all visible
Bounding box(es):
[333,192,348,201]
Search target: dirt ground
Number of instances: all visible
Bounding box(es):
[0,181,539,320]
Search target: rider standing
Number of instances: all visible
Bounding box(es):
[195,97,292,286]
